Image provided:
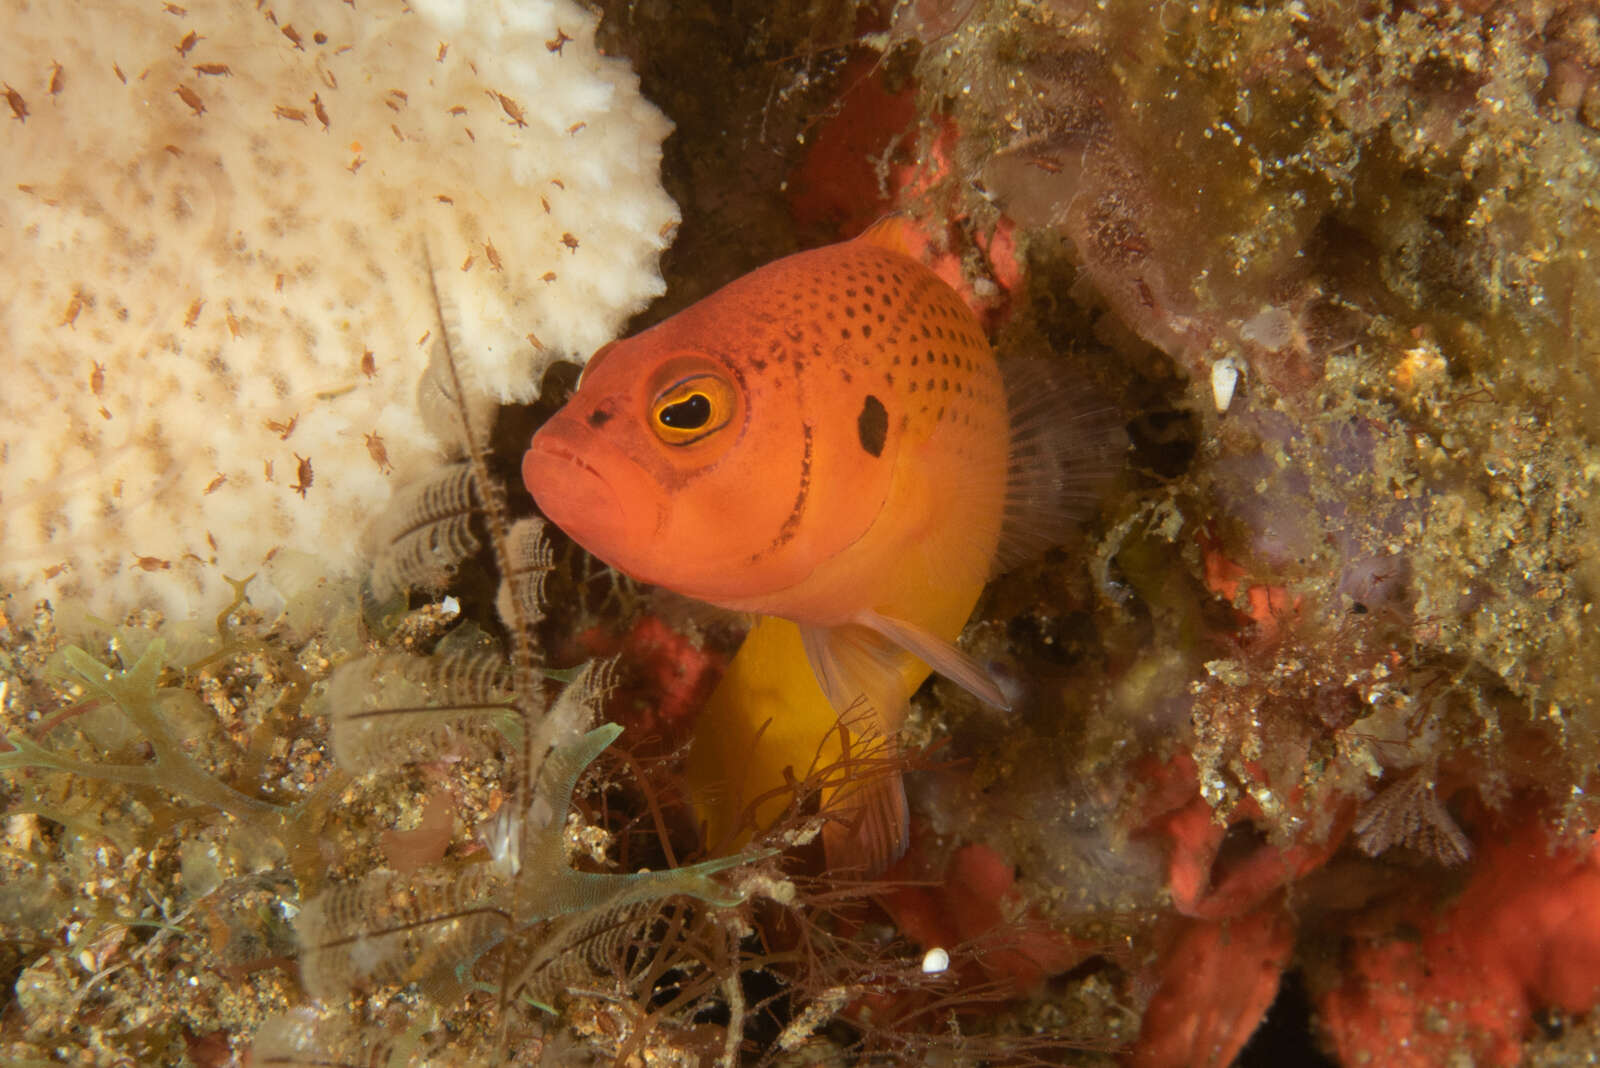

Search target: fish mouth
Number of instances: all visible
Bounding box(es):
[534,441,609,487]
[521,430,651,566]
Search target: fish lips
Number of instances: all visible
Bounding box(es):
[522,425,659,568]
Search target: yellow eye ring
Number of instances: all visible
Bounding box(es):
[650,373,736,445]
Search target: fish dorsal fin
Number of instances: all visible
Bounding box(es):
[858,610,1010,710]
[995,358,1127,574]
[854,214,923,259]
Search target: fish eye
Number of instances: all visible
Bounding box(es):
[650,373,735,445]
[659,393,711,429]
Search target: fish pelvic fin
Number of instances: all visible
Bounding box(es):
[859,609,1010,711]
[995,358,1127,574]
[798,621,914,730]
[798,623,915,873]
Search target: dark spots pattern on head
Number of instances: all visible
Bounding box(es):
[857,394,888,457]
[587,407,613,428]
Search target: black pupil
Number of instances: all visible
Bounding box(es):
[660,393,712,429]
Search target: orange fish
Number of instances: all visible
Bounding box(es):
[523,218,1117,870]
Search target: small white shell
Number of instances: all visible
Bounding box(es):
[1211,355,1243,412]
[921,947,950,974]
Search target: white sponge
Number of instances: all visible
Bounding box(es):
[1,0,678,619]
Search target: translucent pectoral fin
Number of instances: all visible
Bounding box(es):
[996,358,1128,572]
[858,610,1010,710]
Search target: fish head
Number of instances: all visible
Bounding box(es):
[523,328,825,602]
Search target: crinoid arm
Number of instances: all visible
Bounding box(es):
[367,461,483,599]
[296,716,766,1007]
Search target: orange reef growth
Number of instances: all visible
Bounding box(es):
[1320,806,1600,1066]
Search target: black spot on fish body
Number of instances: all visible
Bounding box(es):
[857,394,888,457]
[587,407,613,428]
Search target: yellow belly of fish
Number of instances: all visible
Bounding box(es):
[686,615,930,854]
